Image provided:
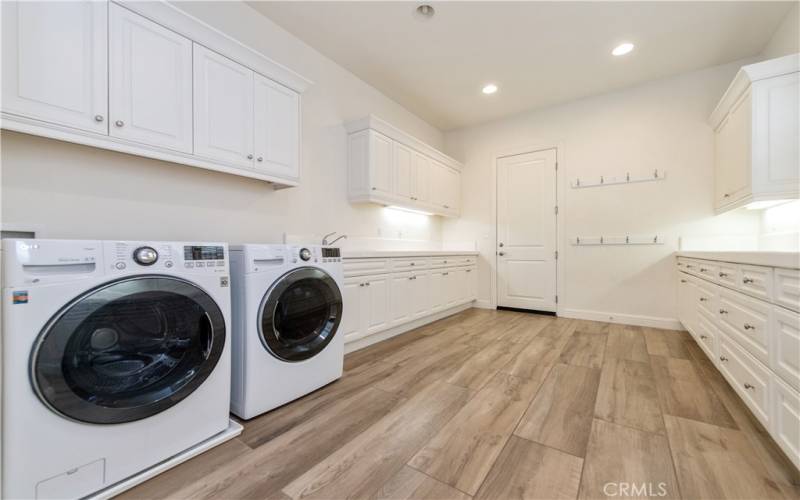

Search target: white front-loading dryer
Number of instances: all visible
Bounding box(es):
[1,239,233,499]
[229,244,344,419]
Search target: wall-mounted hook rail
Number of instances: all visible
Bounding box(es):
[571,169,666,189]
[571,234,663,246]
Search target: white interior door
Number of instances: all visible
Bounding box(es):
[109,4,193,152]
[497,148,557,311]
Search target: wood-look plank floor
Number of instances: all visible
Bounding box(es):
[122,309,800,500]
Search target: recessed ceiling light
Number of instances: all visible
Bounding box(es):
[415,4,435,19]
[612,42,635,56]
[482,83,498,95]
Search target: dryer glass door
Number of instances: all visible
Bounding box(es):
[31,276,226,424]
[259,267,342,361]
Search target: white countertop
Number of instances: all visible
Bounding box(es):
[342,249,479,259]
[677,250,800,269]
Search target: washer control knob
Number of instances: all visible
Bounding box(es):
[299,248,312,261]
[115,261,126,270]
[133,246,158,266]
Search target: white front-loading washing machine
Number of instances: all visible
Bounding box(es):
[229,244,344,419]
[2,239,233,499]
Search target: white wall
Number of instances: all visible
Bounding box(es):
[0,1,444,246]
[442,61,761,328]
[760,3,800,60]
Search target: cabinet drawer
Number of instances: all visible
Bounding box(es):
[695,280,716,317]
[716,261,739,288]
[738,264,773,301]
[718,289,771,365]
[718,333,771,427]
[390,258,429,271]
[695,308,719,362]
[771,378,800,470]
[772,306,800,392]
[678,257,703,277]
[695,261,720,283]
[343,258,389,277]
[774,268,800,312]
[430,256,461,268]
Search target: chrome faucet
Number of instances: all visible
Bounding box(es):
[322,231,347,246]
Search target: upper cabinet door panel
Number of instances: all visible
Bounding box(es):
[2,1,107,133]
[393,142,414,199]
[109,4,192,153]
[254,73,300,180]
[412,151,430,203]
[715,90,752,207]
[369,131,393,194]
[193,44,254,168]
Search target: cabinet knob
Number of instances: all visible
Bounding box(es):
[680,279,687,283]
[700,335,708,339]
[499,242,504,247]
[686,265,694,269]
[719,356,728,362]
[359,283,364,287]
[719,309,728,314]
[247,154,254,160]
[466,269,471,273]
[115,120,124,127]
[94,115,104,122]
[257,156,263,162]
[699,297,708,302]
[371,187,377,190]
[410,262,415,266]
[719,272,728,277]
[743,323,755,330]
[700,268,708,272]
[443,205,450,208]
[724,193,730,198]
[498,252,505,256]
[365,282,370,286]
[744,383,755,390]
[742,277,754,284]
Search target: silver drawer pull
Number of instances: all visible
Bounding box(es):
[700,268,708,272]
[719,356,729,362]
[686,265,694,269]
[365,282,370,286]
[700,335,708,340]
[719,309,728,314]
[742,277,754,284]
[680,279,687,283]
[744,383,755,390]
[699,297,708,302]
[719,272,728,277]
[743,323,755,330]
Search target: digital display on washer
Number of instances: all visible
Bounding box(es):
[184,246,225,261]
[321,248,340,258]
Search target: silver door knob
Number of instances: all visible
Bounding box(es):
[257,156,263,162]
[94,115,104,122]
[247,154,254,160]
[115,120,124,127]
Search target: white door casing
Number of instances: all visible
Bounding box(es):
[497,148,558,311]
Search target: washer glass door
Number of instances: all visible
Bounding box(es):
[31,276,226,424]
[260,267,342,361]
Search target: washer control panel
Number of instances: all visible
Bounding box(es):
[107,242,227,273]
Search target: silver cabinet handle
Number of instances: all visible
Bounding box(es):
[410,262,415,266]
[744,323,755,330]
[700,268,708,272]
[700,335,708,340]
[724,193,731,198]
[719,309,728,314]
[719,272,728,277]
[720,356,729,362]
[680,279,687,283]
[498,252,505,256]
[115,120,124,127]
[744,383,755,390]
[686,265,694,269]
[466,269,472,273]
[443,272,449,276]
[365,282,370,286]
[699,297,708,302]
[443,205,450,208]
[257,156,263,162]
[742,277,754,284]
[499,242,504,247]
[247,154,254,160]
[371,187,377,190]
[94,115,104,122]
[359,283,364,287]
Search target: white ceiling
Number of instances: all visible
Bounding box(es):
[249,1,793,131]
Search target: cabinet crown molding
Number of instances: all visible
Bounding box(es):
[344,115,463,171]
[709,53,799,128]
[114,0,313,94]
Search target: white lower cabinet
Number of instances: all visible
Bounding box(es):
[343,256,477,345]
[676,256,800,468]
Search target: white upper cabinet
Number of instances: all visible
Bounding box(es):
[1,0,311,186]
[710,54,799,213]
[109,3,192,153]
[346,115,462,217]
[1,1,107,133]
[193,44,254,168]
[253,74,300,181]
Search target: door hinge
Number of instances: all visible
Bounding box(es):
[555,250,558,260]
[554,205,558,215]
[555,295,559,304]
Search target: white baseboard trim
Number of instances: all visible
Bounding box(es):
[559,308,683,331]
[473,299,495,310]
[345,302,473,353]
[88,419,243,500]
